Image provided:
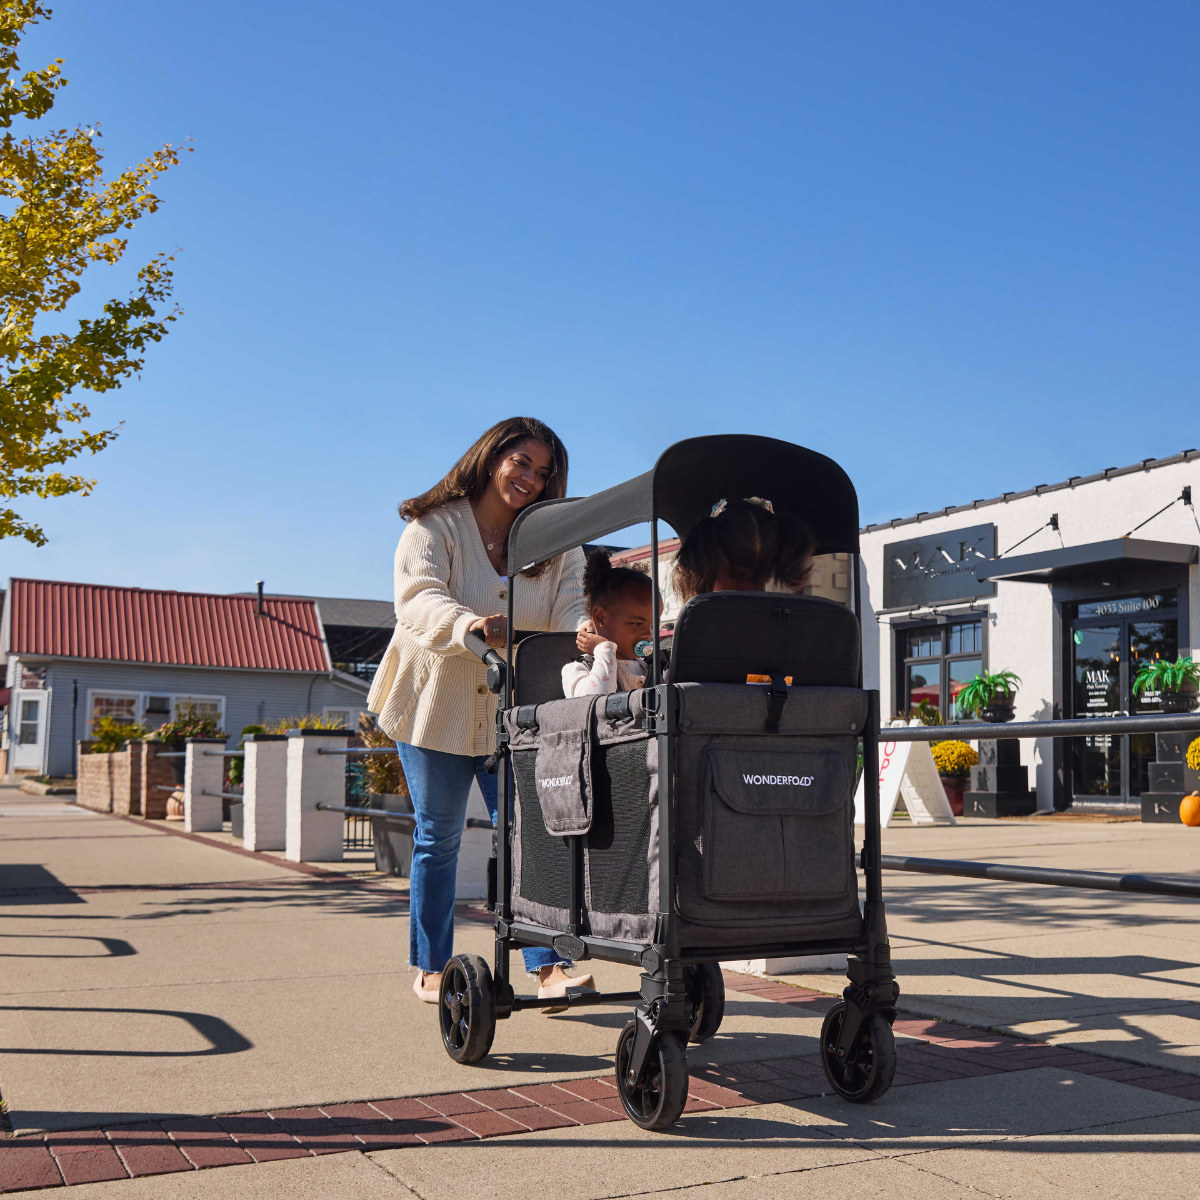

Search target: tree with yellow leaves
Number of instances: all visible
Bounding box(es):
[0,1,188,544]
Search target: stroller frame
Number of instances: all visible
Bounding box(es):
[444,435,899,1129]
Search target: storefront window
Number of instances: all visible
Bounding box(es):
[1067,589,1179,803]
[901,617,985,721]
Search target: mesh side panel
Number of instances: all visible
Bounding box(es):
[513,749,573,909]
[587,740,651,915]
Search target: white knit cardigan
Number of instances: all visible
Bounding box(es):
[367,499,586,756]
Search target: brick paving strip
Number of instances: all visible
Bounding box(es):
[4,974,1200,1192]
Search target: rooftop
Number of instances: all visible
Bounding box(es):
[6,578,332,672]
[230,593,395,629]
[861,448,1200,534]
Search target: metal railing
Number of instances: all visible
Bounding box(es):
[858,852,1200,899]
[881,711,1200,742]
[864,708,1200,899]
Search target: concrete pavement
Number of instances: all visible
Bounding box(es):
[3,788,1200,1197]
[786,816,1200,1076]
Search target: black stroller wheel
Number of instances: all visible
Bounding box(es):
[686,963,726,1044]
[615,1023,689,1131]
[819,1002,896,1103]
[438,954,496,1065]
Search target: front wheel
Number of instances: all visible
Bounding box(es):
[819,1002,896,1103]
[615,1023,689,1131]
[439,954,496,1064]
[686,963,726,1044]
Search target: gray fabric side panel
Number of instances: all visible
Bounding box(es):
[671,682,863,932]
[677,910,862,951]
[509,472,655,571]
[676,682,868,737]
[647,737,660,919]
[512,894,572,933]
[509,758,522,912]
[594,688,650,746]
[587,910,655,942]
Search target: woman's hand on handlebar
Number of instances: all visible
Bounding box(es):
[469,614,508,648]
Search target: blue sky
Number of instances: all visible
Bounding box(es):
[3,1,1197,600]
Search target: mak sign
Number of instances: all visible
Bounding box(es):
[883,523,997,610]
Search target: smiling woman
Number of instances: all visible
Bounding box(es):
[368,417,593,1007]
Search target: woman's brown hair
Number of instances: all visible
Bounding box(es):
[399,417,569,576]
[672,499,815,603]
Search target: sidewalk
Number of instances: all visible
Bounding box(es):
[1,787,1199,1197]
[787,817,1200,1076]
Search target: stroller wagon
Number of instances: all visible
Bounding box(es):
[443,434,899,1130]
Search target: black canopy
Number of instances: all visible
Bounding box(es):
[509,435,859,572]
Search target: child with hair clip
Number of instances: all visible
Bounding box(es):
[672,496,815,602]
[563,550,654,697]
[670,496,816,682]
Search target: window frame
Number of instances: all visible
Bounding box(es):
[85,689,141,738]
[170,695,227,725]
[85,690,227,738]
[322,706,365,732]
[893,607,989,723]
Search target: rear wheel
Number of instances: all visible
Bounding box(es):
[438,954,496,1065]
[615,1022,689,1131]
[819,1002,896,1103]
[686,963,726,1044]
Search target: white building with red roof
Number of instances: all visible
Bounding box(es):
[1,578,375,778]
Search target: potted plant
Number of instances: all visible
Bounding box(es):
[1133,656,1200,714]
[227,724,265,790]
[147,705,227,802]
[955,670,1022,722]
[930,740,978,816]
[88,717,147,754]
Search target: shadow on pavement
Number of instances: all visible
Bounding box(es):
[0,933,135,957]
[0,1005,252,1056]
[0,864,84,904]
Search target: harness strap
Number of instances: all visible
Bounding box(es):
[765,672,789,733]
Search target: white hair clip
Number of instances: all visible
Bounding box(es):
[710,496,774,518]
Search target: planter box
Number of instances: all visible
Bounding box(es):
[371,793,414,877]
[139,742,179,820]
[75,741,180,818]
[76,742,141,815]
[1142,795,1183,823]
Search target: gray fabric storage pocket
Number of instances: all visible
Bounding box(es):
[703,746,850,901]
[534,723,594,835]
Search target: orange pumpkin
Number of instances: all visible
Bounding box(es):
[1181,793,1200,827]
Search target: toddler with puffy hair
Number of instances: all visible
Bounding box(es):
[562,550,653,697]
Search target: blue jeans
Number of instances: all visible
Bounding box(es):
[397,742,568,976]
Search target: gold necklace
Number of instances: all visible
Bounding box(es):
[472,501,508,553]
[481,523,506,553]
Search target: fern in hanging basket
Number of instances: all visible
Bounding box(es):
[954,670,1022,717]
[1132,656,1200,697]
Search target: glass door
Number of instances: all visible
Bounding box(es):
[1070,624,1122,799]
[1067,590,1178,805]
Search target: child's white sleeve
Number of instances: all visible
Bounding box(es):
[561,641,619,697]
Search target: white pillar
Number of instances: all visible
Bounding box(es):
[285,730,348,862]
[242,735,288,850]
[184,738,226,833]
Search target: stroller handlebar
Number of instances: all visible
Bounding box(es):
[465,632,508,696]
